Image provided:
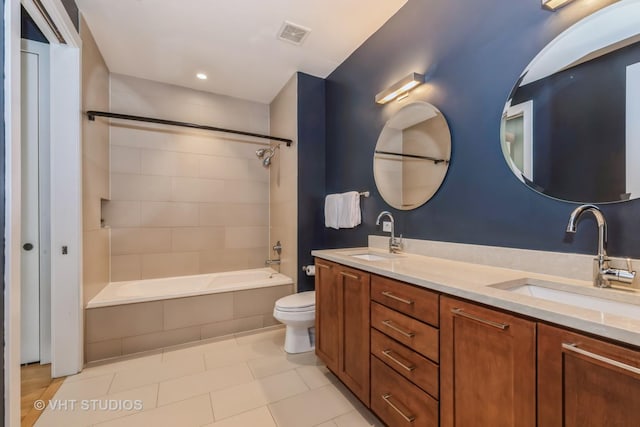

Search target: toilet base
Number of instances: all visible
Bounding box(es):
[284,325,315,354]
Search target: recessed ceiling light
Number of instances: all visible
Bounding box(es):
[196,73,207,80]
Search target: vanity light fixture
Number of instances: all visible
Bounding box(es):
[196,73,207,80]
[542,0,575,10]
[375,72,424,105]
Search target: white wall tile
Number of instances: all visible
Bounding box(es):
[109,75,271,281]
[111,146,142,174]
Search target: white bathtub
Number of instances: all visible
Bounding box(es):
[87,267,293,309]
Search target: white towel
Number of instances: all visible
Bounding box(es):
[325,192,361,229]
[338,191,361,228]
[324,194,341,229]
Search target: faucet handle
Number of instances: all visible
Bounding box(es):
[627,257,634,272]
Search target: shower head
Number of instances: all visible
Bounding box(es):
[258,145,279,167]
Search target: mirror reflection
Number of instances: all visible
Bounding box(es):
[374,102,451,210]
[501,1,640,203]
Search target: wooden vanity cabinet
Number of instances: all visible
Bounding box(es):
[370,274,440,427]
[316,257,640,427]
[314,260,370,406]
[538,323,640,427]
[440,296,537,427]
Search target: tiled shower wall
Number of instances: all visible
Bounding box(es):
[269,74,298,288]
[81,17,110,304]
[104,74,272,281]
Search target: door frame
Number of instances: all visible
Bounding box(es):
[5,1,82,425]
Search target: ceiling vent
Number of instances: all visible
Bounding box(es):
[278,21,311,45]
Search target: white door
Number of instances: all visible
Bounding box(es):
[20,40,51,364]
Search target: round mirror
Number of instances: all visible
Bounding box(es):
[501,1,640,203]
[374,101,451,210]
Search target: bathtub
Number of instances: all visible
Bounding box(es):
[87,267,293,308]
[85,268,294,362]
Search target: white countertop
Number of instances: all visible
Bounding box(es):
[312,247,640,347]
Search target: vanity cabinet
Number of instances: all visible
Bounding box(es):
[314,260,370,405]
[537,323,640,427]
[315,256,640,427]
[370,275,440,427]
[440,296,536,427]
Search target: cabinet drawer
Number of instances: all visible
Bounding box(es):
[371,329,439,399]
[372,302,439,362]
[371,275,439,327]
[371,356,439,427]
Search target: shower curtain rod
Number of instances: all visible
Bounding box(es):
[86,110,293,146]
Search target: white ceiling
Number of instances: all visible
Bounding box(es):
[76,0,407,104]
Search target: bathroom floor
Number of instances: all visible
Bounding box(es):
[35,327,382,427]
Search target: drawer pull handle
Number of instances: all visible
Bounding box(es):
[381,291,414,305]
[451,308,509,330]
[382,320,415,338]
[382,350,416,372]
[562,343,640,377]
[340,271,359,280]
[381,393,416,423]
[316,263,330,269]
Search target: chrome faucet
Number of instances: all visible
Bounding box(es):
[376,211,403,253]
[566,204,635,288]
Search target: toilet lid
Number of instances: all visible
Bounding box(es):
[275,291,315,312]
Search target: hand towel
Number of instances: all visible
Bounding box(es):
[337,191,361,228]
[324,194,340,229]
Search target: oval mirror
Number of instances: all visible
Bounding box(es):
[374,101,451,210]
[501,1,640,203]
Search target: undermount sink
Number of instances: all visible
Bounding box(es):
[491,279,640,321]
[348,251,402,262]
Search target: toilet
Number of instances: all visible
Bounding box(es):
[273,291,316,354]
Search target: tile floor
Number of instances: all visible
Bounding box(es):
[35,327,383,427]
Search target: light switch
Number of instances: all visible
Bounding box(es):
[382,221,392,232]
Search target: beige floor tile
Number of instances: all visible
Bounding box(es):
[210,370,309,420]
[204,338,284,370]
[268,385,355,427]
[248,350,319,379]
[203,406,277,427]
[162,334,238,364]
[53,373,114,401]
[296,365,337,389]
[247,355,299,379]
[333,410,385,427]
[157,362,253,406]
[35,384,158,427]
[109,355,205,394]
[67,353,163,383]
[94,394,213,427]
[314,422,337,427]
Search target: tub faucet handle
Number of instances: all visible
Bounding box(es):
[273,241,282,255]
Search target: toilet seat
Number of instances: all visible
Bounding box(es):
[275,291,315,312]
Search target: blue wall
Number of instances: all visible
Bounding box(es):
[22,5,48,43]
[323,0,640,258]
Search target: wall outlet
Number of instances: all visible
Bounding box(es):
[382,221,393,232]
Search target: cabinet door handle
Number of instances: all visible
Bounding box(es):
[451,308,509,330]
[562,343,640,377]
[381,291,414,305]
[382,320,415,338]
[381,393,416,423]
[316,263,330,269]
[340,271,359,280]
[382,349,416,372]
